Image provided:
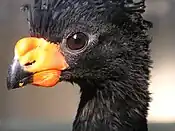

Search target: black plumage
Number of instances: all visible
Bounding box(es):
[21,0,152,131]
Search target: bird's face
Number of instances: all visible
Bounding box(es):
[7,0,122,90]
[7,23,111,89]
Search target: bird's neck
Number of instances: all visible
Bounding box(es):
[73,79,149,131]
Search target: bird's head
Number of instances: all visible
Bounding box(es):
[7,0,151,90]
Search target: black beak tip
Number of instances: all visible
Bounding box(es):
[6,78,13,90]
[6,69,20,90]
[6,80,18,90]
[6,59,33,90]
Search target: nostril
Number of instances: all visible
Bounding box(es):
[24,60,36,66]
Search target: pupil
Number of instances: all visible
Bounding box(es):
[74,37,82,44]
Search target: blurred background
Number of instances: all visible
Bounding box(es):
[0,0,175,131]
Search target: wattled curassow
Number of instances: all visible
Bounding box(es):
[7,0,152,131]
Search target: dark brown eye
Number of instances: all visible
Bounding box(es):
[66,32,88,50]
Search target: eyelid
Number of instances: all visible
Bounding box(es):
[66,31,87,39]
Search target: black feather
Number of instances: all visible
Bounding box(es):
[20,0,152,131]
[21,0,148,38]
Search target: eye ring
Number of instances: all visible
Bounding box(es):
[65,32,89,52]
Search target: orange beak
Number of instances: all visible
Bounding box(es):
[7,37,69,89]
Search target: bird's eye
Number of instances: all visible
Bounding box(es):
[66,32,88,51]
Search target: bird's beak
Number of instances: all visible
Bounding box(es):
[7,37,69,90]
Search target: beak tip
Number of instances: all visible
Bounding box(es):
[6,64,18,90]
[6,75,18,90]
[6,60,32,90]
[6,59,33,90]
[6,72,13,90]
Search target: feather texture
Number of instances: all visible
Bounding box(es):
[20,0,152,131]
[21,0,147,38]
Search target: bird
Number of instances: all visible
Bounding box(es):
[7,0,153,131]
